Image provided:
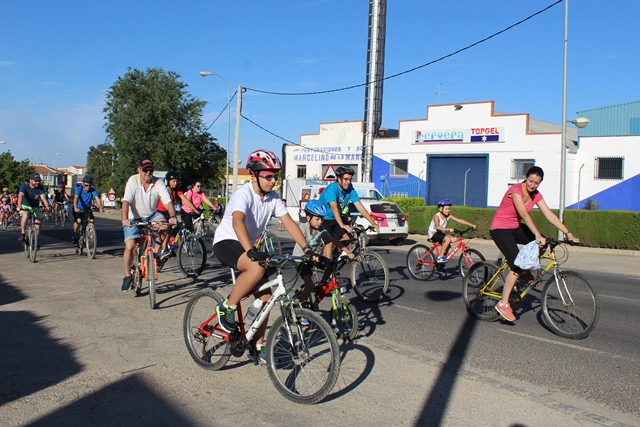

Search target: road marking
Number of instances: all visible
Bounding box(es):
[598,293,639,303]
[394,304,432,314]
[499,329,640,362]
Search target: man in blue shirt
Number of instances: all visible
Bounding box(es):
[73,176,103,243]
[318,166,378,257]
[17,173,50,242]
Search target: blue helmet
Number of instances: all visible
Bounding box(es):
[304,200,328,217]
[437,198,452,207]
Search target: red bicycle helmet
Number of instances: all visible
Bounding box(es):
[246,149,282,171]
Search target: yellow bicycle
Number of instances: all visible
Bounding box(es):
[462,238,599,339]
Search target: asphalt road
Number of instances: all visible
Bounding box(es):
[1,210,639,426]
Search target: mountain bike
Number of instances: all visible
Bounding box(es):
[73,210,97,259]
[156,223,206,278]
[462,238,600,339]
[53,201,66,227]
[129,221,168,309]
[22,209,39,262]
[192,212,216,255]
[255,223,282,255]
[0,209,9,229]
[183,251,340,405]
[406,226,484,281]
[292,255,359,340]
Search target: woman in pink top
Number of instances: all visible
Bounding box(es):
[489,166,579,322]
[182,181,217,232]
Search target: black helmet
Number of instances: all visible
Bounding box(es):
[336,166,355,177]
[82,176,93,184]
[165,170,180,181]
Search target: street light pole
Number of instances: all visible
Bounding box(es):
[199,71,231,201]
[559,0,570,230]
[232,85,242,195]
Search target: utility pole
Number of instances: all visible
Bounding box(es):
[232,85,242,194]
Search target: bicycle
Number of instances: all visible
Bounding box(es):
[0,208,9,229]
[293,255,359,340]
[156,223,207,278]
[192,211,216,255]
[73,210,97,259]
[255,223,282,255]
[22,209,39,263]
[462,238,600,339]
[129,221,168,309]
[406,226,485,281]
[183,251,340,405]
[53,201,66,227]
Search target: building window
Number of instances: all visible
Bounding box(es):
[595,157,623,180]
[296,165,306,179]
[390,159,408,177]
[511,159,535,180]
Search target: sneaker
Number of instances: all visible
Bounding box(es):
[299,315,310,326]
[437,256,447,263]
[248,346,267,364]
[495,301,516,322]
[121,277,133,292]
[216,301,237,333]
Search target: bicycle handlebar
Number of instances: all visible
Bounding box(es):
[453,226,477,236]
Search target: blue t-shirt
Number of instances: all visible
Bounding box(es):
[317,182,360,220]
[19,182,46,208]
[75,186,98,210]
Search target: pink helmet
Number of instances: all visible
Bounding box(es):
[246,149,282,171]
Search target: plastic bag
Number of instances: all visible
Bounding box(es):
[514,240,541,270]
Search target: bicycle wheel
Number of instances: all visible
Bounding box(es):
[23,228,31,258]
[183,289,230,370]
[266,307,340,404]
[178,234,207,278]
[458,248,485,279]
[59,210,65,227]
[1,217,6,229]
[131,251,143,296]
[351,250,389,302]
[462,261,502,321]
[332,301,359,341]
[28,228,38,263]
[406,244,437,281]
[86,223,97,259]
[147,251,157,309]
[263,232,282,255]
[541,271,600,339]
[202,222,216,255]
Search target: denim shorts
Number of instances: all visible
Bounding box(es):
[123,212,166,242]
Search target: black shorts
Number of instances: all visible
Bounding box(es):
[430,230,446,244]
[490,224,536,274]
[73,210,94,222]
[213,240,270,280]
[323,219,347,240]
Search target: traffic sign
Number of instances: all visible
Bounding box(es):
[107,187,116,202]
[322,164,337,181]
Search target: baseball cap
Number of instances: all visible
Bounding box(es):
[139,159,155,168]
[30,173,42,182]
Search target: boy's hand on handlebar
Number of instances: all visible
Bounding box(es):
[247,248,269,262]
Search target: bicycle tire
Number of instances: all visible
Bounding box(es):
[458,248,485,279]
[183,289,230,370]
[462,261,502,321]
[266,307,340,404]
[60,210,65,227]
[351,250,389,302]
[86,223,97,259]
[541,271,600,339]
[28,228,38,263]
[1,217,7,229]
[131,251,143,296]
[406,244,437,281]
[178,234,207,278]
[148,250,157,309]
[263,232,282,255]
[23,228,31,259]
[332,301,359,341]
[202,221,216,255]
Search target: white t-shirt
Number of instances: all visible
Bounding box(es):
[427,212,449,238]
[122,174,172,220]
[213,182,288,245]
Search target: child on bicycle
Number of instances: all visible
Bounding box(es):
[212,150,312,362]
[427,198,476,263]
[293,200,355,303]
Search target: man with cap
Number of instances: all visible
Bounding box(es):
[17,173,51,242]
[120,157,177,292]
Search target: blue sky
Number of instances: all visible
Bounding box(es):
[1,0,638,169]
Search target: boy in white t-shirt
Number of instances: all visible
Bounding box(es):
[427,198,476,263]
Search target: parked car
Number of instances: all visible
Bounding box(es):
[348,188,408,245]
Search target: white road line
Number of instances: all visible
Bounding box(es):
[394,304,432,314]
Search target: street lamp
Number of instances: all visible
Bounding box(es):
[200,71,231,201]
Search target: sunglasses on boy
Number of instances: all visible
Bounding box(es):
[258,173,278,182]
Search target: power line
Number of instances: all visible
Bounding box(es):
[204,90,238,132]
[244,0,562,97]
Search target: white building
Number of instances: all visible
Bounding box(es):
[282,100,640,211]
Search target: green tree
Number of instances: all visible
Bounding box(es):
[0,151,35,193]
[101,67,225,196]
[86,143,117,195]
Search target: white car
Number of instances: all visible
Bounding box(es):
[347,189,408,245]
